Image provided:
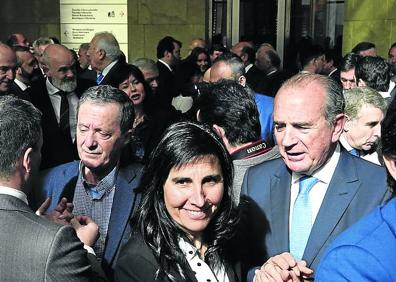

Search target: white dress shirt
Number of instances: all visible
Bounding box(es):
[14,78,29,91]
[100,59,118,78]
[339,135,381,165]
[178,238,229,282]
[289,144,341,231]
[0,186,28,205]
[158,59,173,72]
[46,78,78,141]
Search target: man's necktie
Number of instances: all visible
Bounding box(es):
[349,148,361,157]
[96,72,104,85]
[59,91,72,142]
[290,175,319,260]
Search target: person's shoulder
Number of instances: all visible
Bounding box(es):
[41,161,80,179]
[341,150,386,178]
[117,232,158,267]
[248,157,284,175]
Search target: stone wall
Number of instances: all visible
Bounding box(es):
[343,0,396,57]
[0,0,206,62]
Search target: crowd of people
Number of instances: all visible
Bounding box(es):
[0,30,395,281]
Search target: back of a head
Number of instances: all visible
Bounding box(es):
[299,44,324,68]
[132,57,158,74]
[0,96,41,178]
[93,32,121,61]
[198,80,261,146]
[213,52,245,79]
[344,87,387,120]
[339,52,361,72]
[156,36,181,59]
[266,49,281,69]
[352,42,376,55]
[32,37,54,49]
[355,56,390,92]
[241,45,256,64]
[381,97,396,194]
[209,44,227,55]
[79,85,135,134]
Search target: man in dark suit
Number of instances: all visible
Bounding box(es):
[242,73,390,281]
[0,96,100,281]
[87,32,124,86]
[36,85,142,280]
[9,45,42,101]
[156,36,182,109]
[231,41,265,92]
[30,44,95,169]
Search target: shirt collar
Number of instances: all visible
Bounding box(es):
[178,238,200,261]
[14,78,29,91]
[379,80,395,98]
[158,59,172,72]
[292,143,341,185]
[78,161,118,195]
[46,78,62,95]
[339,134,354,151]
[0,186,28,205]
[245,63,253,73]
[101,60,118,77]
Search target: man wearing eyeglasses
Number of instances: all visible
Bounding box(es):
[0,43,17,95]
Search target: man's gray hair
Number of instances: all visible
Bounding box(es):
[132,58,158,74]
[0,96,42,178]
[79,43,90,51]
[92,32,121,61]
[280,73,345,124]
[344,87,388,120]
[213,53,245,80]
[78,85,134,134]
[32,37,54,49]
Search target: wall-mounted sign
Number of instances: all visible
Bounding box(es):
[60,0,128,58]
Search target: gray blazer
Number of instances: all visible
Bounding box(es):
[240,149,391,279]
[0,194,92,281]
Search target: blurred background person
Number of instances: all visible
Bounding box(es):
[132,58,159,95]
[339,52,361,91]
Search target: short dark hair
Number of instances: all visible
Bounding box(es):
[156,36,182,59]
[6,34,18,47]
[198,80,261,145]
[135,121,237,280]
[352,42,376,54]
[381,97,396,196]
[266,49,281,69]
[339,52,361,72]
[13,46,31,68]
[0,96,42,178]
[299,44,325,68]
[78,85,135,134]
[241,46,256,64]
[355,56,390,92]
[209,44,227,55]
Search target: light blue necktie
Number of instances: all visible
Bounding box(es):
[349,148,360,157]
[96,73,104,85]
[290,175,319,260]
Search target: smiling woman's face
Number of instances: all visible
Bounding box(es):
[118,74,146,106]
[163,156,224,239]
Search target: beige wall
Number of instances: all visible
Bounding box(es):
[0,0,206,62]
[343,0,396,57]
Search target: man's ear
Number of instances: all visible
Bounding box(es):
[212,124,225,139]
[358,78,366,87]
[343,115,352,132]
[16,66,22,76]
[22,147,33,175]
[384,154,396,180]
[238,75,247,87]
[41,63,49,76]
[196,109,201,122]
[98,49,106,60]
[331,113,346,143]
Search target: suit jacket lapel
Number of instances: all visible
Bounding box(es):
[103,164,139,265]
[271,165,291,254]
[303,151,360,265]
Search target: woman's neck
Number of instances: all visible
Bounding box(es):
[190,233,207,258]
[133,106,145,128]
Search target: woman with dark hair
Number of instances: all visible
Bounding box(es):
[115,121,240,282]
[111,64,179,163]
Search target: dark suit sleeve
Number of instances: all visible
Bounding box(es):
[45,225,92,282]
[115,236,160,282]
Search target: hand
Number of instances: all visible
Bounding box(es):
[70,215,99,247]
[36,197,74,225]
[255,252,313,282]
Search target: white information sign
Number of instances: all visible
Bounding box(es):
[60,0,128,58]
